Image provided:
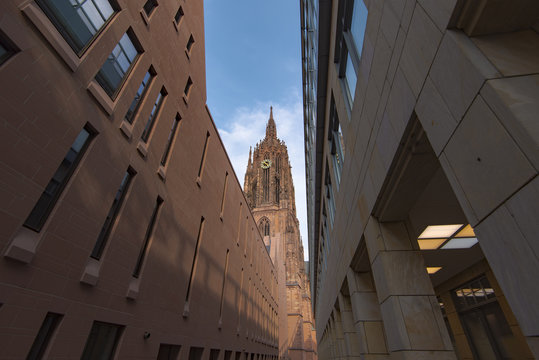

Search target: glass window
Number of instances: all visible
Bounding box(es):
[125,68,155,124]
[91,168,135,259]
[143,0,158,17]
[132,197,163,278]
[344,52,357,103]
[26,313,63,360]
[81,321,124,360]
[186,35,195,53]
[161,114,181,166]
[189,346,204,360]
[95,31,141,98]
[350,0,368,57]
[141,87,167,142]
[0,38,16,65]
[24,125,95,232]
[36,0,117,55]
[184,77,193,97]
[174,6,184,24]
[157,344,181,360]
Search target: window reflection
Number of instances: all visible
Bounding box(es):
[36,0,117,55]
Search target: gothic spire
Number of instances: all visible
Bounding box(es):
[265,106,277,139]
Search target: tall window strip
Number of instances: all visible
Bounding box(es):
[95,30,142,98]
[141,87,167,142]
[275,178,280,203]
[219,249,230,320]
[185,217,205,303]
[81,321,124,360]
[236,202,242,245]
[160,114,181,166]
[125,67,155,124]
[132,196,163,278]
[334,0,368,109]
[24,124,96,232]
[91,167,136,259]
[0,34,17,65]
[35,0,118,55]
[220,172,229,216]
[330,99,345,185]
[184,77,193,98]
[26,312,63,360]
[186,35,195,53]
[142,0,158,17]
[262,167,269,203]
[237,267,244,327]
[197,132,210,180]
[174,6,184,24]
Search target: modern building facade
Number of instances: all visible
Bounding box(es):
[243,110,317,360]
[0,0,278,359]
[302,0,538,359]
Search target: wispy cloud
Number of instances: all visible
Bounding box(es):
[217,90,309,260]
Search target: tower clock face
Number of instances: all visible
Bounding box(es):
[261,159,271,169]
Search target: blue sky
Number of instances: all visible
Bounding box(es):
[204,0,309,259]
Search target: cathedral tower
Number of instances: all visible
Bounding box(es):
[244,108,317,360]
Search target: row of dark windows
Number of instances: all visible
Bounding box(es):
[25,311,277,360]
[1,0,196,104]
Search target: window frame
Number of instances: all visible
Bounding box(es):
[94,28,143,100]
[24,123,97,232]
[124,66,156,124]
[81,321,124,360]
[0,32,18,66]
[35,0,120,57]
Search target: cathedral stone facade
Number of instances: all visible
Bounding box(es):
[244,108,317,360]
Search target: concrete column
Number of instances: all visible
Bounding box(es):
[337,290,361,359]
[364,217,456,359]
[346,268,389,360]
[333,308,347,359]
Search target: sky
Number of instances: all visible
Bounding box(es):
[204,0,309,259]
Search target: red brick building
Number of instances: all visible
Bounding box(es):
[0,0,278,358]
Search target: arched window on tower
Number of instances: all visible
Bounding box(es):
[258,217,270,236]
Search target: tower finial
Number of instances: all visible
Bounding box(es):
[265,106,277,139]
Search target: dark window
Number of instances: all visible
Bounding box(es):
[0,34,17,65]
[219,172,228,215]
[174,6,184,24]
[224,350,232,360]
[125,67,155,124]
[91,167,136,259]
[95,30,141,98]
[81,321,124,360]
[186,217,205,302]
[24,124,96,231]
[26,312,63,360]
[184,77,193,97]
[186,35,195,53]
[209,349,220,360]
[188,346,204,360]
[197,132,210,179]
[35,0,118,55]
[133,196,163,278]
[143,0,158,17]
[329,98,344,185]
[219,250,230,318]
[157,344,181,360]
[161,114,181,166]
[141,87,167,142]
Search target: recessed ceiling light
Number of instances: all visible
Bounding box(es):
[426,267,442,274]
[455,224,475,238]
[418,239,446,250]
[441,237,478,249]
[419,225,463,239]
